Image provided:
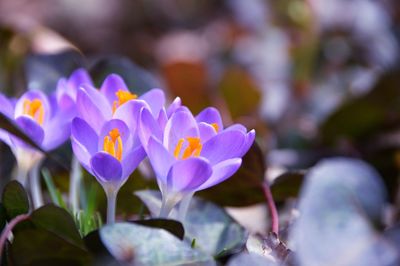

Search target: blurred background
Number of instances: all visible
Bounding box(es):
[1,0,400,234]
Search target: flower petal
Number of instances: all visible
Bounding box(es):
[71,117,98,155]
[0,94,13,117]
[198,122,217,142]
[157,109,168,130]
[195,107,223,132]
[163,109,199,152]
[100,74,129,106]
[68,68,93,90]
[147,136,175,184]
[224,125,256,157]
[57,93,76,115]
[90,152,123,185]
[15,116,44,145]
[201,130,246,165]
[166,157,212,193]
[225,124,247,133]
[239,129,256,157]
[71,118,98,173]
[166,97,181,117]
[197,158,242,190]
[121,146,146,178]
[42,120,70,151]
[113,99,149,133]
[139,89,165,117]
[71,136,93,174]
[138,107,162,149]
[76,86,108,132]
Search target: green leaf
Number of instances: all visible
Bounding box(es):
[2,181,29,220]
[135,190,247,257]
[198,142,266,206]
[0,203,7,233]
[99,222,215,265]
[42,169,67,209]
[89,56,160,95]
[11,228,91,265]
[133,218,184,240]
[24,50,85,93]
[75,210,102,237]
[271,171,306,202]
[30,205,84,249]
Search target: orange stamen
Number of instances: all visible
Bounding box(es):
[22,99,45,125]
[103,128,123,161]
[112,89,137,113]
[174,137,202,160]
[174,138,185,158]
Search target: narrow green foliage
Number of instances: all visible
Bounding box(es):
[42,169,67,209]
[75,210,102,237]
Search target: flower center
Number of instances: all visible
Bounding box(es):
[23,99,44,125]
[103,128,123,161]
[112,90,137,113]
[173,137,202,159]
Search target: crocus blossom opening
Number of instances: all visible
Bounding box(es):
[23,99,45,125]
[103,128,123,161]
[138,106,255,219]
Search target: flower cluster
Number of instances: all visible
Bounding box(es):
[0,69,255,223]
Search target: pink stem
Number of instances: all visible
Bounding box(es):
[0,213,30,258]
[262,181,279,235]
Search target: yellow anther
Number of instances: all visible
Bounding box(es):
[109,128,120,142]
[211,123,219,132]
[174,137,202,160]
[112,89,137,113]
[22,99,45,125]
[174,138,185,158]
[103,128,123,161]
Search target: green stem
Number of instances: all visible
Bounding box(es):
[30,160,44,209]
[159,197,176,218]
[178,192,194,222]
[105,188,117,224]
[69,156,82,214]
[15,166,29,187]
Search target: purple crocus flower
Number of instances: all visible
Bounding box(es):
[138,106,255,217]
[71,73,166,223]
[76,74,165,133]
[0,69,92,209]
[55,68,93,105]
[0,69,92,172]
[0,89,76,177]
